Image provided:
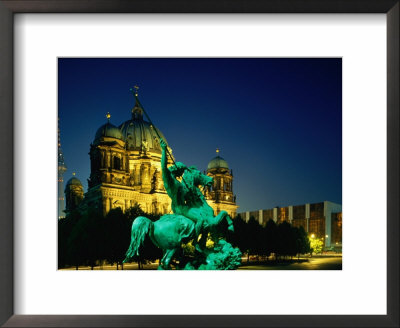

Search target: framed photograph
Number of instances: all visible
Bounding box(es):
[0,1,398,327]
[57,57,342,272]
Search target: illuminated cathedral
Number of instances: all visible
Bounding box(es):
[60,90,238,218]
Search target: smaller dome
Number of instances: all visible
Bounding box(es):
[207,155,229,170]
[94,122,123,142]
[66,177,82,187]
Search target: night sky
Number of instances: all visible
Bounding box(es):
[58,58,342,213]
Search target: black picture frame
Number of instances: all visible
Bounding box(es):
[0,1,398,327]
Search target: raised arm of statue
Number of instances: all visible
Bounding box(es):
[159,138,180,196]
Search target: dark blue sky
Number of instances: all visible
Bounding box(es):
[58,58,342,212]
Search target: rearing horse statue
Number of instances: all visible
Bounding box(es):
[123,138,238,269]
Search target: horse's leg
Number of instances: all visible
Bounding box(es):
[214,210,228,225]
[163,248,177,269]
[159,250,170,270]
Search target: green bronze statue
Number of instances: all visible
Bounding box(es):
[123,138,241,270]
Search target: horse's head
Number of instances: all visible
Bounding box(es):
[184,166,213,188]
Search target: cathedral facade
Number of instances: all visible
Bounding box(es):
[62,93,238,218]
[83,97,173,216]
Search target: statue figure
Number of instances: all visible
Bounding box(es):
[123,138,241,270]
[141,140,149,156]
[159,138,232,252]
[123,213,234,269]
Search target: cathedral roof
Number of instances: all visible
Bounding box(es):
[119,91,168,152]
[207,155,229,171]
[119,119,167,152]
[94,121,124,142]
[92,94,169,153]
[65,176,82,187]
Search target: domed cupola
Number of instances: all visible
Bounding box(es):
[65,176,83,187]
[65,173,84,212]
[207,149,229,172]
[204,149,237,217]
[119,88,168,153]
[94,112,124,143]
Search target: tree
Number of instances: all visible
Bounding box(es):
[227,215,248,255]
[276,221,297,260]
[104,207,131,269]
[310,236,324,255]
[66,208,104,269]
[246,216,260,260]
[125,203,145,226]
[296,226,311,258]
[59,209,83,268]
[264,219,277,260]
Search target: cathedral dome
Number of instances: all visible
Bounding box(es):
[118,95,169,152]
[207,155,229,171]
[119,119,168,152]
[65,176,83,187]
[94,122,124,142]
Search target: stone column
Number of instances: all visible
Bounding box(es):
[273,208,278,223]
[150,166,156,190]
[258,209,263,225]
[156,170,163,191]
[134,164,141,186]
[125,155,129,172]
[305,203,310,232]
[105,197,110,214]
[107,151,111,168]
[141,163,151,193]
[288,206,293,224]
[125,199,129,211]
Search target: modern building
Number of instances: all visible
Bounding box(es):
[58,118,67,219]
[238,201,342,248]
[63,90,238,217]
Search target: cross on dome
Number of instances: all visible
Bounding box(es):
[130,85,139,97]
[130,86,143,120]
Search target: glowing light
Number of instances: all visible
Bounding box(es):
[310,234,315,239]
